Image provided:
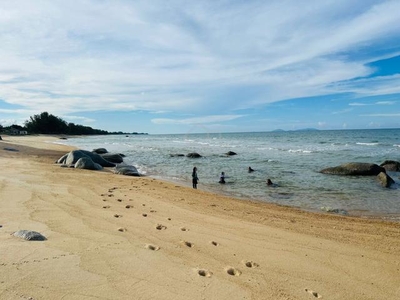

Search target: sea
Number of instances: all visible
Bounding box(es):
[57,129,400,221]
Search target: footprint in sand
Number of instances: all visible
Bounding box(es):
[145,244,160,251]
[210,241,219,246]
[118,227,127,232]
[155,224,167,230]
[102,205,111,209]
[142,213,148,217]
[305,289,322,298]
[181,241,194,248]
[197,269,213,278]
[243,260,259,268]
[114,214,122,218]
[226,267,242,276]
[180,227,188,232]
[125,205,133,209]
[117,199,123,202]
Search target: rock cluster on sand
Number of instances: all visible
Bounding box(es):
[56,148,140,176]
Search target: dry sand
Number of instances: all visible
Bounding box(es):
[0,135,399,300]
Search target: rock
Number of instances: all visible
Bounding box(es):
[380,160,400,172]
[64,150,115,167]
[226,151,237,156]
[0,136,2,140]
[187,152,202,158]
[114,164,140,176]
[93,148,108,154]
[320,162,385,176]
[13,230,46,241]
[100,153,124,163]
[377,172,395,188]
[56,153,68,164]
[75,157,103,170]
[170,154,185,157]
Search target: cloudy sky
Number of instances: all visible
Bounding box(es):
[1,0,400,134]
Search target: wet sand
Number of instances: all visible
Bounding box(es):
[0,135,399,300]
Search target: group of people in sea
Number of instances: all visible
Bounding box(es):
[191,166,275,189]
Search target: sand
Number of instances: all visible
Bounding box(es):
[0,135,399,300]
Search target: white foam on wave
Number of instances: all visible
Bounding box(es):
[356,142,379,146]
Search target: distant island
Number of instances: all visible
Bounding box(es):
[0,112,147,136]
[272,128,319,132]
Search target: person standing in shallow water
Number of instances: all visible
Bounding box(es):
[192,167,199,189]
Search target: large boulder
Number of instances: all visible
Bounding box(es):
[100,153,124,164]
[75,157,103,170]
[376,172,395,188]
[380,160,400,172]
[114,164,140,176]
[93,148,108,154]
[320,162,385,176]
[64,150,115,167]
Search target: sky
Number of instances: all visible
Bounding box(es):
[1,0,400,134]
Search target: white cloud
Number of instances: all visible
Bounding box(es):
[0,0,399,121]
[151,114,244,125]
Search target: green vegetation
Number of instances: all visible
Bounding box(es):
[0,112,144,135]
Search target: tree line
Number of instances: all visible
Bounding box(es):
[0,112,143,135]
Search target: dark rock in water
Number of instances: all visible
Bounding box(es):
[380,160,400,172]
[0,136,2,140]
[377,172,395,188]
[59,137,67,140]
[320,162,385,176]
[114,164,140,176]
[75,157,103,170]
[170,154,185,157]
[100,153,124,163]
[93,148,108,154]
[187,152,202,158]
[13,230,46,241]
[226,151,237,156]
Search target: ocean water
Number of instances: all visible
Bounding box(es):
[57,129,400,220]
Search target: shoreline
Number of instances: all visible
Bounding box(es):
[1,135,400,299]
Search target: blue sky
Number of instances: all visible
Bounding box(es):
[1,0,400,134]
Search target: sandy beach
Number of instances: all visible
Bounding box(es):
[1,135,399,300]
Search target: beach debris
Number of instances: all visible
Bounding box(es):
[225,151,237,156]
[376,172,395,188]
[12,230,46,241]
[320,162,385,176]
